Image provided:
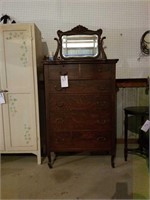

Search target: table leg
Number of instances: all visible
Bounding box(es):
[124,112,128,161]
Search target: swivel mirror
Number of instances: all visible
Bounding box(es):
[62,34,98,58]
[53,25,107,60]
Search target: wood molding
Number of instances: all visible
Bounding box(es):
[117,138,138,144]
[116,78,148,88]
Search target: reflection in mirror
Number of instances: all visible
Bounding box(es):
[62,35,98,58]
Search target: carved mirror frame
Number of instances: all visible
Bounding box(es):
[53,25,107,60]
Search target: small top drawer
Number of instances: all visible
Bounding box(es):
[45,64,115,80]
[80,64,115,80]
[46,64,79,80]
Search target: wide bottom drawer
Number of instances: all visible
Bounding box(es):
[48,111,112,131]
[48,131,113,151]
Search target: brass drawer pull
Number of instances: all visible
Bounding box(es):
[54,85,62,91]
[102,120,106,124]
[56,118,64,124]
[97,136,106,141]
[56,102,64,107]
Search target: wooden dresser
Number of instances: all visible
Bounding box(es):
[44,59,118,168]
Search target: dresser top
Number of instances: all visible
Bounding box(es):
[43,59,119,65]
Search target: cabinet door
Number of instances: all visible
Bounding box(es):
[0,106,5,150]
[0,27,5,151]
[0,25,37,150]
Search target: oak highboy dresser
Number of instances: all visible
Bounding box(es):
[44,59,118,168]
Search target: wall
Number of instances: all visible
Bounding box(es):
[0,0,149,138]
[0,0,150,78]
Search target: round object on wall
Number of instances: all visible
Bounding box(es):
[140,30,150,56]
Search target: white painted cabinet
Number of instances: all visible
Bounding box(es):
[0,23,42,164]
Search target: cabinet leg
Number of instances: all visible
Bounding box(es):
[124,148,128,161]
[111,155,115,168]
[47,152,57,168]
[48,153,52,168]
[124,112,128,161]
[48,162,53,168]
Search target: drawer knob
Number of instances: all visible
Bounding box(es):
[97,119,100,124]
[96,101,100,105]
[97,136,106,141]
[102,101,106,105]
[54,85,62,91]
[102,119,106,124]
[98,68,102,72]
[96,101,107,106]
[56,138,65,142]
[56,102,64,107]
[56,118,64,124]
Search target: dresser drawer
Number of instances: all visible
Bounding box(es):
[48,131,111,151]
[47,64,79,80]
[80,64,115,80]
[48,111,111,131]
[46,80,113,94]
[48,94,111,111]
[46,64,114,80]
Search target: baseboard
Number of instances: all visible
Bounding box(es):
[117,138,138,144]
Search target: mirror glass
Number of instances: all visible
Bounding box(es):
[61,35,98,58]
[53,25,107,60]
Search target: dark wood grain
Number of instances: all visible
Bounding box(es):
[44,59,118,168]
